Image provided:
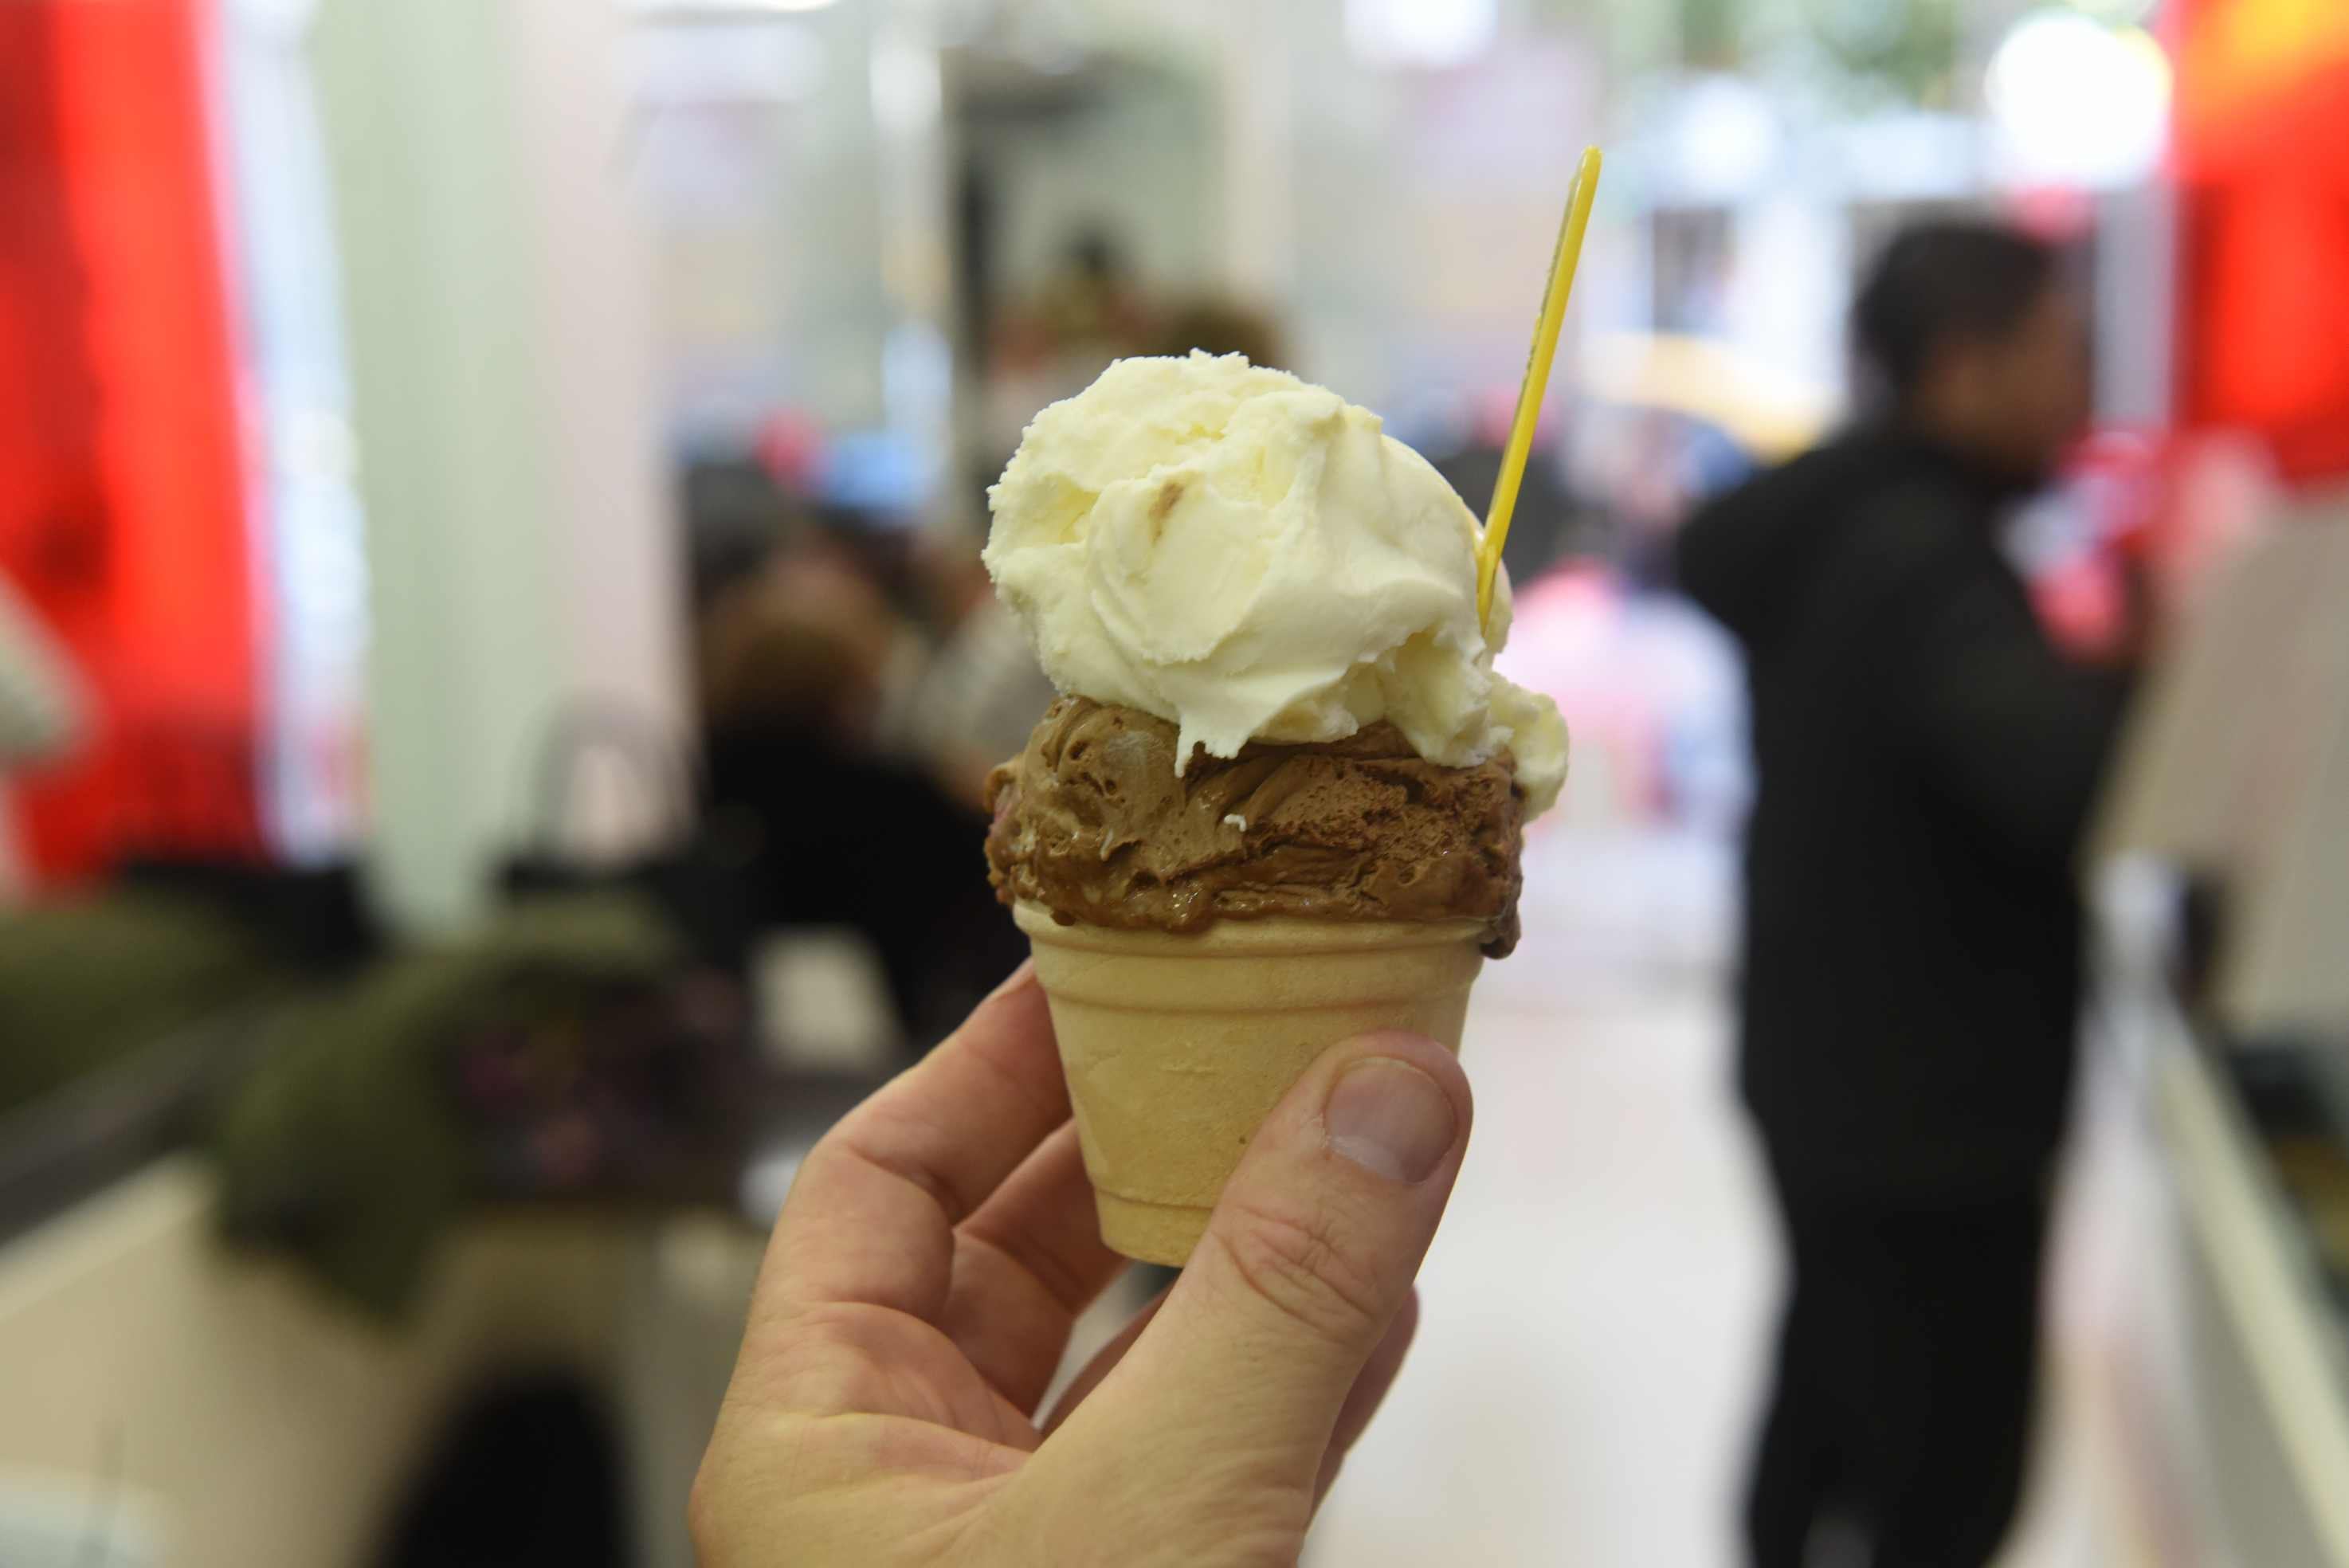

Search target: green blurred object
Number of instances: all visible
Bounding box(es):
[1794,0,1963,108]
[0,892,296,1115]
[211,894,685,1319]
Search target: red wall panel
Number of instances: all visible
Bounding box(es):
[2173,0,2349,484]
[0,0,261,881]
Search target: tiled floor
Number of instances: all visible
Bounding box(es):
[1299,825,2131,1568]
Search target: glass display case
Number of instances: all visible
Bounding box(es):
[2094,504,2349,1566]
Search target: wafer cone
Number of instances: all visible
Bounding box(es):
[1012,902,1485,1266]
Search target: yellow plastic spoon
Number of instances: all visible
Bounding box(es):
[1477,145,1602,633]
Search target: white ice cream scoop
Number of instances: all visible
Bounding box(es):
[984,351,1565,817]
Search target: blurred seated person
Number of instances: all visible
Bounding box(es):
[1677,221,2135,1568]
[696,526,1025,1049]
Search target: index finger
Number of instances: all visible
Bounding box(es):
[750,963,1069,1329]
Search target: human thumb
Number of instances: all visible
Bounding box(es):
[1043,1030,1472,1511]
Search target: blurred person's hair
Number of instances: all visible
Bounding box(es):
[1068,226,1127,284]
[682,457,803,611]
[1852,221,2061,410]
[1141,299,1286,370]
[696,557,863,729]
[700,615,855,728]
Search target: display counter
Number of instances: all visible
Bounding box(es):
[2093,504,2349,1566]
[2149,1012,2349,1566]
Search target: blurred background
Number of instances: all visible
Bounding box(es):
[2,0,2346,1563]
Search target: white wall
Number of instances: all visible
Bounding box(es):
[313,0,688,932]
[1056,0,1606,414]
[629,6,900,441]
[971,66,1218,303]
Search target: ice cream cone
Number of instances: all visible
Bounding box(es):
[1013,902,1485,1266]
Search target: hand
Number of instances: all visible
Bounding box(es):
[691,965,1473,1566]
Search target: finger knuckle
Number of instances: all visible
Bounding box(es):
[1214,1194,1387,1344]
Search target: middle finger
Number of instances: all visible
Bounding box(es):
[943,1122,1131,1414]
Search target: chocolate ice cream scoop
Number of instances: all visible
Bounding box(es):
[985,696,1528,957]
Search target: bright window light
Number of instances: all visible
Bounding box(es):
[626,0,839,18]
[1986,11,2171,188]
[1345,0,1499,69]
[2063,0,2159,24]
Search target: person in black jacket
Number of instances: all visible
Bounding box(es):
[1676,222,2134,1568]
